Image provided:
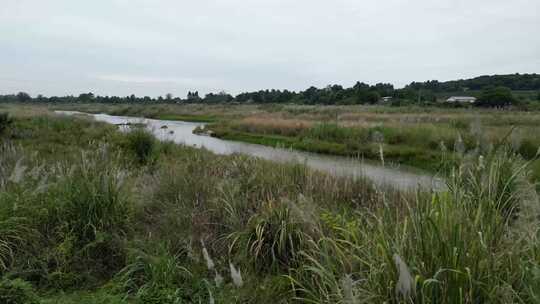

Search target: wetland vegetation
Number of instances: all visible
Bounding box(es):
[0,103,539,303]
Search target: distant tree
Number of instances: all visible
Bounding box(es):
[476,86,517,107]
[187,91,200,101]
[16,92,31,103]
[204,91,233,103]
[537,91,540,101]
[166,93,173,101]
[78,92,94,103]
[365,91,380,104]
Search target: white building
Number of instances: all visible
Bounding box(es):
[446,96,477,103]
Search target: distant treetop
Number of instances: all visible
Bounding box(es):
[1,73,539,106]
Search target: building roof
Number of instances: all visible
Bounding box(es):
[446,96,477,102]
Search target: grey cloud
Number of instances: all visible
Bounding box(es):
[1,0,539,97]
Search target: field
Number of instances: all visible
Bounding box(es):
[1,104,540,303]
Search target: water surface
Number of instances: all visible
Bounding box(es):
[56,111,443,190]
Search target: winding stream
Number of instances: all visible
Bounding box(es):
[55,111,444,190]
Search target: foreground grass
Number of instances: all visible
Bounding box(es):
[1,111,539,303]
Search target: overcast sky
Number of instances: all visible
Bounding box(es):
[1,0,539,97]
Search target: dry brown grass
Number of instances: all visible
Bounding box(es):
[232,115,313,136]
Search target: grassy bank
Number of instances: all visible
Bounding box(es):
[1,108,540,303]
[206,121,540,174]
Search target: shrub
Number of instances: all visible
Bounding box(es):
[126,128,156,165]
[0,112,12,135]
[0,278,39,304]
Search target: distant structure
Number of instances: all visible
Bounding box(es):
[381,96,393,102]
[446,96,477,103]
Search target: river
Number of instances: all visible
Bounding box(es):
[55,111,444,190]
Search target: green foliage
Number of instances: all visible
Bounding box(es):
[40,290,128,304]
[0,278,39,304]
[125,128,156,164]
[37,148,133,282]
[301,123,357,142]
[290,148,539,303]
[0,217,31,273]
[477,86,518,107]
[0,112,13,135]
[2,112,540,303]
[117,244,208,304]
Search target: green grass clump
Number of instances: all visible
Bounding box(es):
[0,143,132,287]
[0,278,39,304]
[230,201,309,273]
[0,112,13,135]
[117,244,208,303]
[0,217,31,273]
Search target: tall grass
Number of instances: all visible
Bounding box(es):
[2,113,540,303]
[0,143,132,285]
[289,148,540,303]
[229,201,309,273]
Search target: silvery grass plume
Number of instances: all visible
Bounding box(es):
[203,280,215,304]
[208,284,215,304]
[9,157,27,184]
[287,194,319,235]
[186,238,199,262]
[214,270,224,287]
[341,274,357,304]
[378,143,385,167]
[229,263,243,288]
[393,254,415,300]
[201,240,215,270]
[439,140,447,153]
[454,134,465,155]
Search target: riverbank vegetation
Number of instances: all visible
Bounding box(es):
[1,109,539,303]
[199,105,540,176]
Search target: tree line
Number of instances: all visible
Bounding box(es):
[2,74,539,107]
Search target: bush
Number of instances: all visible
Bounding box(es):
[126,128,156,165]
[0,278,39,304]
[0,112,13,135]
